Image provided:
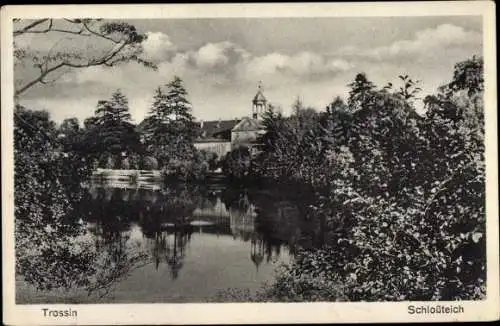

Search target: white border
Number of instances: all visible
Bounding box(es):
[2,2,498,324]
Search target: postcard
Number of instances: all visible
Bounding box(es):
[2,1,498,324]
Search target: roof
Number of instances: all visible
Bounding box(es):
[194,138,231,144]
[196,119,240,140]
[232,117,265,132]
[253,90,267,103]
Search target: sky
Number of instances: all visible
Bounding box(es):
[14,16,483,124]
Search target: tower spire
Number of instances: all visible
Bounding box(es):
[252,81,267,119]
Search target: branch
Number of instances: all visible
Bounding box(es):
[15,19,92,37]
[13,19,50,36]
[14,19,154,96]
[15,41,127,97]
[82,22,123,43]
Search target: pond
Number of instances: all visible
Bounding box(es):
[16,180,326,303]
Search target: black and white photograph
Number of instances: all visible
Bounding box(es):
[2,2,498,324]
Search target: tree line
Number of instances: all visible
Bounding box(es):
[16,76,220,181]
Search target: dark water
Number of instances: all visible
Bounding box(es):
[17,180,325,303]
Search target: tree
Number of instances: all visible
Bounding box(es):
[84,90,140,166]
[145,77,197,170]
[291,96,304,116]
[326,96,348,114]
[12,19,159,301]
[13,19,156,97]
[347,73,376,111]
[95,89,132,125]
[59,117,80,135]
[58,118,82,152]
[254,106,295,178]
[446,55,483,96]
[393,75,422,102]
[165,76,197,142]
[142,87,170,148]
[221,146,252,180]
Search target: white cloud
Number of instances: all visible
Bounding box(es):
[191,41,251,71]
[244,51,352,81]
[194,42,231,68]
[21,22,481,124]
[22,33,357,123]
[245,53,287,76]
[36,31,353,97]
[366,24,481,60]
[141,31,177,62]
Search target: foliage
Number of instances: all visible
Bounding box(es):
[143,77,199,173]
[82,90,141,167]
[220,146,252,180]
[347,73,376,111]
[14,105,150,300]
[253,55,486,301]
[252,104,322,181]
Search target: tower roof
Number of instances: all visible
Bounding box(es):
[253,90,267,103]
[252,81,267,104]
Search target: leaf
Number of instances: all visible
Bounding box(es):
[472,232,483,243]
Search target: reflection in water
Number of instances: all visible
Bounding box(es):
[147,229,191,279]
[84,182,288,279]
[17,180,323,303]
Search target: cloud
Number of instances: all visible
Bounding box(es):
[141,31,177,62]
[366,24,481,61]
[18,21,481,124]
[189,41,251,81]
[18,33,357,123]
[244,51,353,82]
[193,42,231,68]
[331,24,481,65]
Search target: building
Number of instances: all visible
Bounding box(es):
[194,83,268,159]
[193,119,239,158]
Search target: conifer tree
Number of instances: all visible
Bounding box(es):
[143,87,171,158]
[347,73,376,111]
[327,96,348,114]
[165,76,196,142]
[95,89,132,125]
[88,90,139,162]
[166,76,196,145]
[144,77,196,169]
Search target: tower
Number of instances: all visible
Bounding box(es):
[252,81,267,119]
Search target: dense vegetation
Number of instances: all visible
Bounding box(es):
[218,56,486,301]
[14,55,486,302]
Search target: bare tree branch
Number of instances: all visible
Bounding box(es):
[82,22,123,43]
[13,19,156,97]
[16,38,129,97]
[13,19,50,36]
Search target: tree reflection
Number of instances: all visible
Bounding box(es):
[16,182,150,302]
[16,179,327,302]
[16,211,150,302]
[250,237,265,270]
[146,228,192,279]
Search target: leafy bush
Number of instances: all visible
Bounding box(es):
[220,146,252,180]
[15,106,150,300]
[142,155,159,170]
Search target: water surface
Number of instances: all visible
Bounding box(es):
[17,181,321,303]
